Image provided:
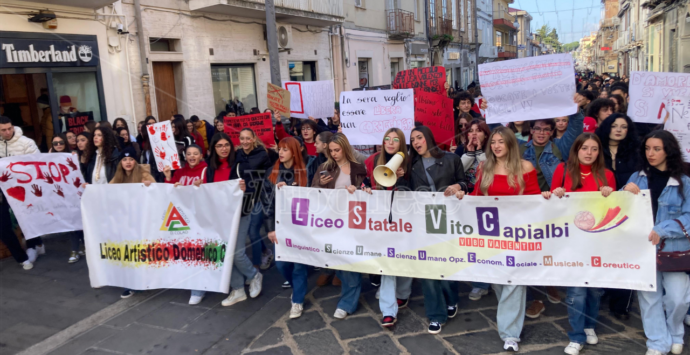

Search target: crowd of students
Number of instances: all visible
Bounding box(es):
[0,72,688,355]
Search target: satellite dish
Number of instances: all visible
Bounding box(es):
[278,26,289,48]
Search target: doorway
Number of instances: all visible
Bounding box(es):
[152,62,178,120]
[0,74,50,149]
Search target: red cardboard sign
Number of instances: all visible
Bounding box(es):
[392,66,447,95]
[223,113,275,147]
[415,92,455,149]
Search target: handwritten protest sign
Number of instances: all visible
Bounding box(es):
[223,112,274,147]
[628,71,690,124]
[340,89,415,145]
[267,83,291,118]
[284,80,335,119]
[392,66,446,95]
[63,112,93,134]
[664,97,690,161]
[478,53,577,124]
[415,92,454,149]
[148,121,180,172]
[0,153,85,240]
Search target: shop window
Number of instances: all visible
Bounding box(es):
[211,65,258,116]
[410,61,425,68]
[52,71,102,133]
[150,38,179,52]
[289,61,316,81]
[390,59,401,84]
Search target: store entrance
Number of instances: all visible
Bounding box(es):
[0,74,50,150]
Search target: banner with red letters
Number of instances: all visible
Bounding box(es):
[0,153,85,239]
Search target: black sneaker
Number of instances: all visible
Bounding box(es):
[282,281,292,289]
[428,321,442,334]
[447,304,458,318]
[381,316,396,327]
[120,289,135,299]
[397,298,409,309]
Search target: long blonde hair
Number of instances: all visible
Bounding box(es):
[110,160,146,184]
[479,126,526,195]
[324,133,358,170]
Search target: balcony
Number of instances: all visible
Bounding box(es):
[497,44,517,58]
[429,15,453,37]
[387,9,415,39]
[493,10,516,31]
[21,0,117,9]
[188,0,344,26]
[599,17,620,28]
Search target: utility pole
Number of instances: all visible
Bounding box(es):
[265,0,281,86]
[473,0,479,82]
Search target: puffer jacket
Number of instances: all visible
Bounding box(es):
[236,147,272,216]
[625,170,690,253]
[0,127,39,158]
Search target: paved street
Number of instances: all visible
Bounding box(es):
[1,236,688,355]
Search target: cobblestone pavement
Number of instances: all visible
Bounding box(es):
[1,237,689,355]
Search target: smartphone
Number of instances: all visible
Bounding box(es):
[320,171,330,177]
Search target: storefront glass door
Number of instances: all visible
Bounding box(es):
[0,73,49,149]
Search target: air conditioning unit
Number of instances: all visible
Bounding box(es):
[277,24,293,50]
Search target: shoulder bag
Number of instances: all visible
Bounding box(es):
[657,219,690,272]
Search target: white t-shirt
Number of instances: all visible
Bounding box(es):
[334,170,350,189]
[92,150,108,185]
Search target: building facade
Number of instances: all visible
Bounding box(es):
[509,8,534,58]
[594,0,620,74]
[492,0,518,60]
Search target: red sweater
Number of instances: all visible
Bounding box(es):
[471,169,542,196]
[550,163,616,192]
[305,141,317,156]
[205,160,232,183]
[167,161,207,186]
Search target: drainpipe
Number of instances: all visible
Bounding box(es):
[340,25,349,92]
[425,0,432,66]
[134,0,152,117]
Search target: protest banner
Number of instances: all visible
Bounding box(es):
[664,97,690,161]
[276,188,656,290]
[0,153,85,240]
[223,112,274,147]
[284,80,335,119]
[148,121,180,172]
[478,53,578,124]
[415,92,455,148]
[392,66,446,95]
[82,181,242,291]
[339,89,415,145]
[267,82,291,118]
[63,112,93,134]
[628,71,690,124]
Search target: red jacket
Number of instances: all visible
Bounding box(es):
[167,161,208,186]
[191,132,206,156]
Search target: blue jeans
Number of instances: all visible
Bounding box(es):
[379,275,413,317]
[276,261,309,304]
[565,287,603,344]
[473,282,490,290]
[335,270,361,314]
[638,271,690,353]
[230,215,257,291]
[493,284,526,342]
[421,279,460,323]
[248,203,268,265]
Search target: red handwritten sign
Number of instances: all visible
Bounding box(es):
[392,66,447,95]
[414,92,455,149]
[223,113,275,147]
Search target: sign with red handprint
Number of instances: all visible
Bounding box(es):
[0,153,85,239]
[149,121,179,172]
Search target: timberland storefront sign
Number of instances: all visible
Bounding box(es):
[1,37,99,68]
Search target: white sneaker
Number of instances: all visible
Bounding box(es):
[469,287,489,301]
[333,308,347,319]
[222,289,247,306]
[289,303,303,319]
[503,340,519,352]
[21,260,33,270]
[260,250,273,270]
[26,248,37,263]
[375,287,380,300]
[671,344,683,355]
[188,294,204,305]
[564,342,583,355]
[249,272,263,298]
[685,314,690,327]
[584,328,598,345]
[645,349,664,355]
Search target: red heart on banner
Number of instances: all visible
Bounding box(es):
[6,186,26,202]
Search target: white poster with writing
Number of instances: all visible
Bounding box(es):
[628,71,690,124]
[664,97,690,162]
[284,80,335,119]
[478,53,578,124]
[339,89,415,145]
[148,121,180,172]
[0,153,85,239]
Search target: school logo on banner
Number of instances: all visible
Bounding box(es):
[574,206,628,233]
[160,202,190,232]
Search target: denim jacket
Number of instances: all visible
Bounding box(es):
[521,110,584,187]
[625,170,690,253]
